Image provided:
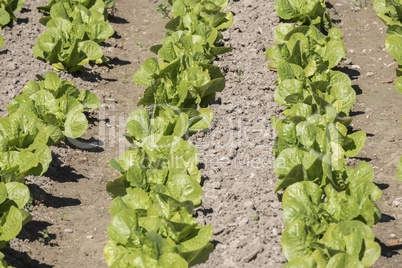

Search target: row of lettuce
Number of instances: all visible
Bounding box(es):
[0,72,99,266]
[102,0,233,266]
[373,0,402,182]
[0,0,112,266]
[267,0,383,267]
[0,0,25,48]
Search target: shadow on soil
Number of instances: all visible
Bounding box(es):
[333,66,360,80]
[195,207,214,217]
[3,247,53,268]
[17,220,55,243]
[349,110,365,116]
[108,57,131,66]
[16,17,29,24]
[375,183,389,190]
[45,154,86,183]
[29,184,81,208]
[67,137,105,152]
[380,213,396,223]
[109,15,129,24]
[376,238,402,258]
[352,85,363,95]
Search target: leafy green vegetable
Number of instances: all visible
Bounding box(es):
[124,106,213,146]
[374,0,402,27]
[0,0,25,22]
[0,181,31,249]
[0,111,55,182]
[275,0,332,30]
[282,220,380,267]
[34,0,114,72]
[7,72,99,139]
[266,25,345,72]
[107,134,202,206]
[0,0,25,48]
[104,189,213,267]
[134,48,226,109]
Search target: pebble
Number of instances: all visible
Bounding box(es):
[64,229,73,233]
[243,200,254,209]
[392,199,401,207]
[272,228,278,236]
[86,235,94,239]
[351,65,361,69]
[366,72,374,77]
[239,217,249,227]
[213,182,222,189]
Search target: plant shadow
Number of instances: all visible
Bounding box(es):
[3,247,53,268]
[28,184,81,208]
[44,153,86,183]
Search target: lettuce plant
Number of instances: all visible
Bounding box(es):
[266,24,346,73]
[34,0,114,72]
[104,189,213,267]
[0,111,55,182]
[123,106,213,146]
[0,181,31,248]
[167,0,233,33]
[374,0,402,27]
[0,0,25,21]
[38,0,115,14]
[134,56,226,109]
[107,134,202,206]
[0,0,25,48]
[7,72,99,139]
[275,0,332,30]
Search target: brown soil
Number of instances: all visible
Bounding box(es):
[0,0,400,267]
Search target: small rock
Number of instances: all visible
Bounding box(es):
[347,49,354,54]
[239,217,249,227]
[86,235,94,239]
[272,228,278,236]
[64,229,73,233]
[392,200,401,207]
[243,246,264,262]
[351,65,361,70]
[213,182,221,189]
[388,239,400,247]
[366,72,374,77]
[243,200,254,209]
